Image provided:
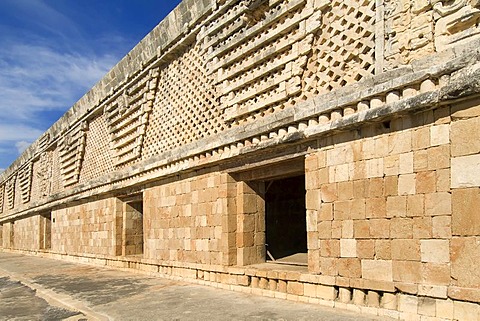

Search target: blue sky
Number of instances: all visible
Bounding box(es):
[0,0,181,172]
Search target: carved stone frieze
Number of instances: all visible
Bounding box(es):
[105,68,159,167]
[17,162,33,204]
[5,175,16,210]
[433,0,480,50]
[0,184,4,214]
[59,122,88,187]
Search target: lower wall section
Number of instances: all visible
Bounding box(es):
[3,248,478,321]
[52,198,120,256]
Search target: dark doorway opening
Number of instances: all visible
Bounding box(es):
[40,212,52,250]
[265,175,307,265]
[123,200,143,256]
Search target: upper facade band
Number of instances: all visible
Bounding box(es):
[1,0,480,219]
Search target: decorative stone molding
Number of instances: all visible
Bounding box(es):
[17,162,33,204]
[0,183,4,214]
[105,68,159,167]
[6,175,16,210]
[59,122,88,187]
[433,0,480,51]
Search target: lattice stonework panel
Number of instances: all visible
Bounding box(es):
[303,0,375,97]
[0,184,4,214]
[79,113,114,184]
[142,44,224,158]
[59,123,88,187]
[199,0,324,124]
[105,68,159,167]
[18,163,33,204]
[6,175,16,210]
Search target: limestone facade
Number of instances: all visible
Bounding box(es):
[1,0,480,319]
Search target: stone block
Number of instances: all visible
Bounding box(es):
[340,239,357,257]
[386,196,407,218]
[398,174,416,195]
[407,194,425,217]
[422,263,450,286]
[287,281,304,296]
[365,197,386,218]
[418,297,436,317]
[452,155,480,188]
[430,124,449,146]
[398,294,418,313]
[338,258,361,278]
[427,145,450,170]
[421,239,450,263]
[399,152,414,174]
[418,285,447,299]
[319,203,333,221]
[414,150,429,172]
[367,290,380,308]
[391,239,420,261]
[392,260,421,283]
[362,259,393,282]
[368,178,384,198]
[424,192,451,216]
[436,299,454,319]
[304,283,317,297]
[416,171,436,194]
[413,127,430,150]
[435,169,450,192]
[356,240,374,259]
[316,284,337,300]
[432,216,451,238]
[353,220,370,239]
[353,289,366,306]
[451,117,480,157]
[381,292,397,310]
[369,219,390,239]
[321,184,337,202]
[452,188,480,236]
[449,286,480,303]
[384,176,398,196]
[390,218,413,239]
[453,300,480,321]
[375,240,392,260]
[451,237,480,288]
[412,217,432,238]
[341,220,354,238]
[338,287,352,303]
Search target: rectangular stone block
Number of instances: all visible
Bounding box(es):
[451,117,480,157]
[362,259,393,282]
[452,188,480,236]
[452,155,480,188]
[421,239,449,263]
[451,237,480,288]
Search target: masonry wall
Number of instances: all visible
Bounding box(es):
[13,216,41,251]
[303,99,480,314]
[52,198,119,256]
[144,171,224,265]
[1,0,480,319]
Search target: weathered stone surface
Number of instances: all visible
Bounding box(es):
[451,155,480,188]
[452,188,480,236]
[451,237,480,289]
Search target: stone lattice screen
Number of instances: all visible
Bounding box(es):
[0,0,479,215]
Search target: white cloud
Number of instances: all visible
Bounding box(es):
[0,124,44,142]
[15,141,31,154]
[0,43,117,121]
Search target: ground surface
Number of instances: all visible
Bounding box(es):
[0,252,390,321]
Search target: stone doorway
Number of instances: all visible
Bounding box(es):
[265,175,307,265]
[120,197,144,256]
[40,213,52,250]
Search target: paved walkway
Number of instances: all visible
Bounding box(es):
[0,252,389,321]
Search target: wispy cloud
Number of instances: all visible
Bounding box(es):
[0,0,122,169]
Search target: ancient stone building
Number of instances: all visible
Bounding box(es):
[1,0,480,319]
